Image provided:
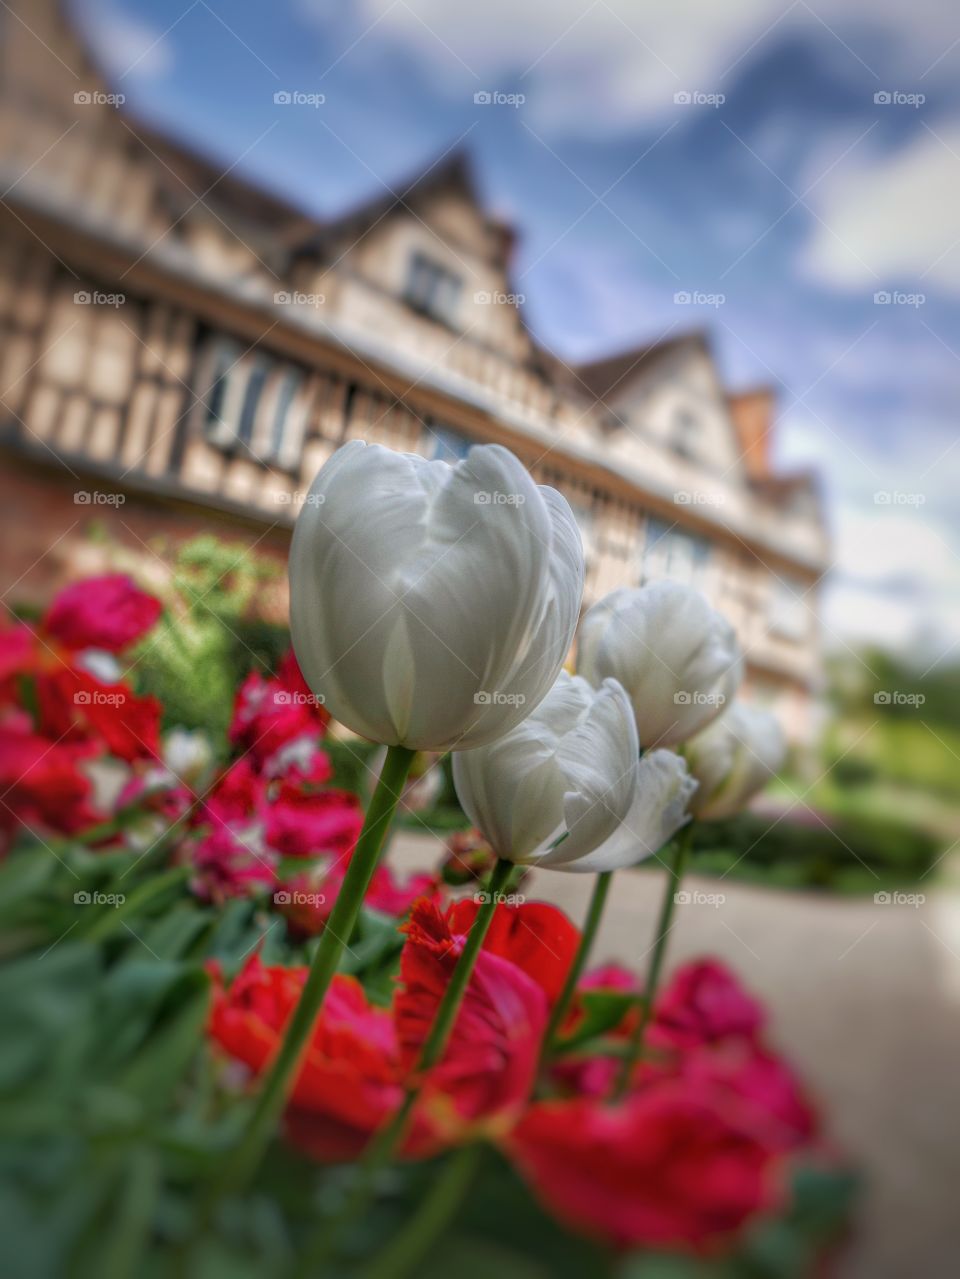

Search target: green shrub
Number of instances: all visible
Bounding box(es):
[688,807,940,892]
[130,536,290,741]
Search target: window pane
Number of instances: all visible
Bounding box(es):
[237,358,269,447]
[404,251,462,326]
[269,368,302,460]
[429,425,472,462]
[204,339,243,446]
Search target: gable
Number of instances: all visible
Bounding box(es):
[322,177,533,364]
[592,341,750,481]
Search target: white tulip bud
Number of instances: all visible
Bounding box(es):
[577,581,742,747]
[686,703,786,820]
[289,441,583,750]
[163,728,214,784]
[452,672,639,867]
[556,749,698,873]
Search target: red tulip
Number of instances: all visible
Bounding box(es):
[508,1082,782,1252]
[263,785,363,860]
[656,1039,819,1154]
[43,574,161,652]
[209,956,403,1161]
[35,667,161,762]
[445,897,581,1005]
[395,899,547,1135]
[228,653,327,767]
[0,718,100,838]
[652,958,766,1050]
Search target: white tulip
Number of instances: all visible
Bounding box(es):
[686,703,786,820]
[556,749,698,874]
[577,581,742,747]
[289,441,583,750]
[451,672,639,867]
[163,728,214,784]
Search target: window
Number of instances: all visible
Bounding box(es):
[404,251,462,326]
[267,369,304,463]
[641,517,711,585]
[203,339,305,467]
[204,339,245,449]
[670,407,699,460]
[236,356,269,447]
[429,425,472,463]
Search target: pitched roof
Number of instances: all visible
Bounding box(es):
[287,147,501,261]
[569,332,710,405]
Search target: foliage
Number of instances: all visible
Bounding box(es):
[132,536,288,739]
[0,834,856,1279]
[825,648,960,802]
[0,565,859,1277]
[686,806,940,893]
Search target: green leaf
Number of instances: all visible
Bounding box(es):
[117,969,210,1108]
[554,989,637,1052]
[95,1148,162,1279]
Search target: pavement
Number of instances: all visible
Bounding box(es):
[391,831,960,1279]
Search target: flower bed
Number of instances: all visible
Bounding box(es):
[0,442,857,1278]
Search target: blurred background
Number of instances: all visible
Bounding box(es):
[0,1,957,1275]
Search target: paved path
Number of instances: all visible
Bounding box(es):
[392,832,960,1279]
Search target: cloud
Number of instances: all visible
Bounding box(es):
[305,0,959,136]
[294,0,783,132]
[83,2,175,82]
[824,502,960,654]
[805,124,960,292]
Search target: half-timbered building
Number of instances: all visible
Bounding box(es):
[0,0,828,742]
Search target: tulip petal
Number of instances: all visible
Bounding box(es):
[547,749,697,873]
[290,442,583,749]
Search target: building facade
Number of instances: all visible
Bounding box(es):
[0,0,828,743]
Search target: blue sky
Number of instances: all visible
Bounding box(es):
[72,0,960,662]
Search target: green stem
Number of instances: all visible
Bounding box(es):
[360,1143,481,1279]
[365,856,513,1163]
[539,870,612,1065]
[301,857,513,1272]
[214,743,416,1199]
[612,820,695,1099]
